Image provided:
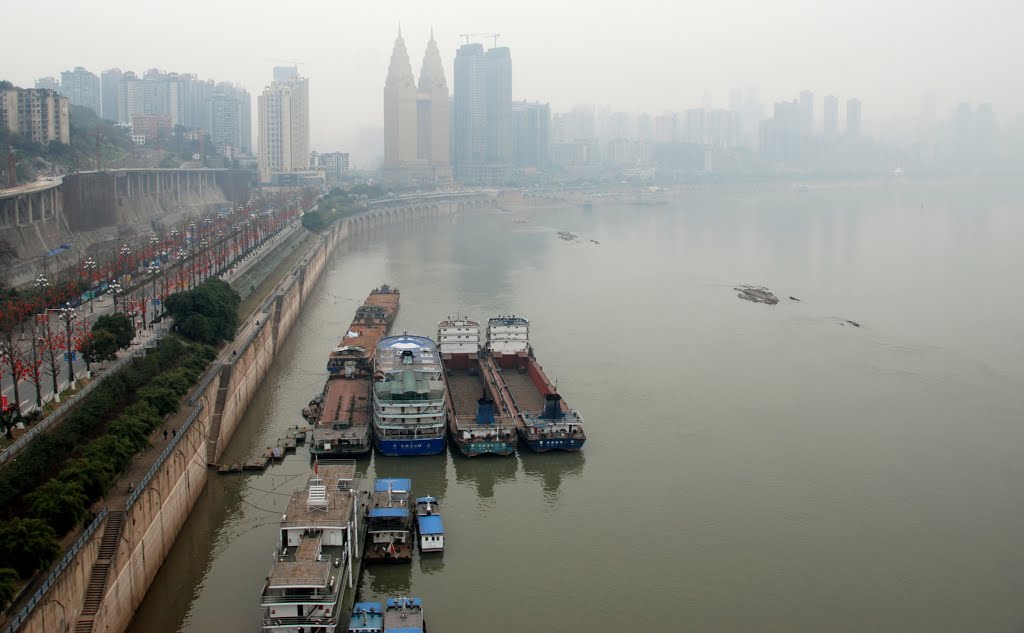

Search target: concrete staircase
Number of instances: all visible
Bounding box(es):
[74,510,124,633]
[205,366,232,464]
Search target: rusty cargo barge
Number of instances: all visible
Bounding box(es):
[483,315,586,452]
[305,285,400,457]
[437,317,517,457]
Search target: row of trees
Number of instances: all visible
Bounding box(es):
[0,335,216,609]
[164,279,240,346]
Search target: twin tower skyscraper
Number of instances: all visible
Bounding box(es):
[383,28,451,185]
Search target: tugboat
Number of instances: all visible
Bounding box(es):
[372,334,447,456]
[483,316,586,452]
[438,316,517,456]
[349,603,384,633]
[415,496,444,553]
[309,286,399,457]
[365,478,413,563]
[383,597,425,633]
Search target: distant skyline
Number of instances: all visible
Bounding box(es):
[6,0,1021,157]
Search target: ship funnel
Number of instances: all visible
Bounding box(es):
[476,394,495,424]
[401,350,414,365]
[542,393,565,420]
[344,361,355,378]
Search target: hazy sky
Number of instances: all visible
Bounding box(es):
[6,0,1020,157]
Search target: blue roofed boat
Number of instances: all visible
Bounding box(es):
[372,334,447,456]
[365,478,414,563]
[383,597,425,633]
[415,496,444,553]
[350,602,384,633]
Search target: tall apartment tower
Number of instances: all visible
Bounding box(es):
[60,67,101,114]
[417,30,450,167]
[100,69,123,120]
[485,47,512,167]
[383,29,419,167]
[383,29,451,185]
[846,98,862,138]
[453,41,512,184]
[823,95,839,138]
[798,90,814,135]
[257,67,310,184]
[453,43,487,179]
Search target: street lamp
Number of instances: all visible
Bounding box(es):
[147,262,160,321]
[34,274,50,314]
[83,258,97,313]
[58,303,77,389]
[119,244,132,278]
[110,280,122,313]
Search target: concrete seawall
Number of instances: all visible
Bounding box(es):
[10,195,490,633]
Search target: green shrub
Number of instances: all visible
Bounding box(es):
[0,567,19,611]
[58,458,116,500]
[27,480,89,534]
[93,313,134,350]
[0,519,59,577]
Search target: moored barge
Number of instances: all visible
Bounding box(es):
[383,597,425,633]
[259,459,362,633]
[308,286,399,458]
[372,334,447,456]
[438,317,517,456]
[484,315,586,452]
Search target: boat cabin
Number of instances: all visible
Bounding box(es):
[415,496,444,553]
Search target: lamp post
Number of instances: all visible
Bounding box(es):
[147,262,160,321]
[58,303,77,389]
[83,258,97,313]
[34,274,50,316]
[110,280,122,314]
[176,249,187,290]
[119,244,132,279]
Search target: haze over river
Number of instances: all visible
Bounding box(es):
[129,179,1024,633]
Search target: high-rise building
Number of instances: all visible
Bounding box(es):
[759,100,800,163]
[319,152,350,183]
[257,67,310,184]
[417,30,450,167]
[383,29,451,185]
[846,98,862,138]
[207,83,252,154]
[100,69,122,120]
[384,30,418,167]
[975,103,996,162]
[453,41,512,184]
[952,102,972,163]
[453,43,488,181]
[485,47,512,168]
[34,77,61,93]
[823,95,839,138]
[636,113,652,141]
[799,90,814,135]
[0,86,70,145]
[511,101,550,169]
[60,67,100,114]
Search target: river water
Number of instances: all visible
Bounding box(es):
[128,179,1024,633]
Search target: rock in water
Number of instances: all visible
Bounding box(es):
[735,285,779,305]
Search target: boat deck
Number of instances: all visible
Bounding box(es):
[447,369,514,428]
[500,370,545,413]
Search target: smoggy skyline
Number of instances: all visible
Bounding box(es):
[6,0,1020,153]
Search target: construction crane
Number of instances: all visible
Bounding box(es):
[459,33,500,47]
